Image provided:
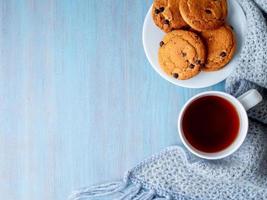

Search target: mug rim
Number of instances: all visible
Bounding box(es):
[177,91,248,160]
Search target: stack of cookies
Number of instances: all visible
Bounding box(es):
[153,0,236,80]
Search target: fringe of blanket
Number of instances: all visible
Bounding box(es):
[69,173,171,200]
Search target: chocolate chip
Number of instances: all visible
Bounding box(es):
[181,51,187,57]
[205,9,212,14]
[220,52,227,57]
[160,41,164,47]
[173,73,179,79]
[195,60,201,64]
[159,7,165,12]
[155,8,160,14]
[230,25,234,30]
[189,64,195,69]
[163,19,170,25]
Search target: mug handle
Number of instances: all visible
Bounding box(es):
[237,89,263,111]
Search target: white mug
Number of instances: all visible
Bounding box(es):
[178,89,263,160]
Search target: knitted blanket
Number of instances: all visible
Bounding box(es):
[71,0,267,199]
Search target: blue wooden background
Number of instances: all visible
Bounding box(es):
[0,0,224,199]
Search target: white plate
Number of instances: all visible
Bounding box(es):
[142,0,247,88]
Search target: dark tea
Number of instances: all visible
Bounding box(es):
[182,95,240,153]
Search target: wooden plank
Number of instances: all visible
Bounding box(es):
[0,0,224,199]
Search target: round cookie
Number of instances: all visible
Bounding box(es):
[158,30,206,80]
[179,0,228,31]
[152,0,188,33]
[200,25,236,71]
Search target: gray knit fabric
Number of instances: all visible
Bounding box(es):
[70,0,267,199]
[225,0,267,125]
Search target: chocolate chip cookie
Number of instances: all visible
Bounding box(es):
[200,25,236,71]
[158,30,206,80]
[152,0,188,33]
[179,0,228,31]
